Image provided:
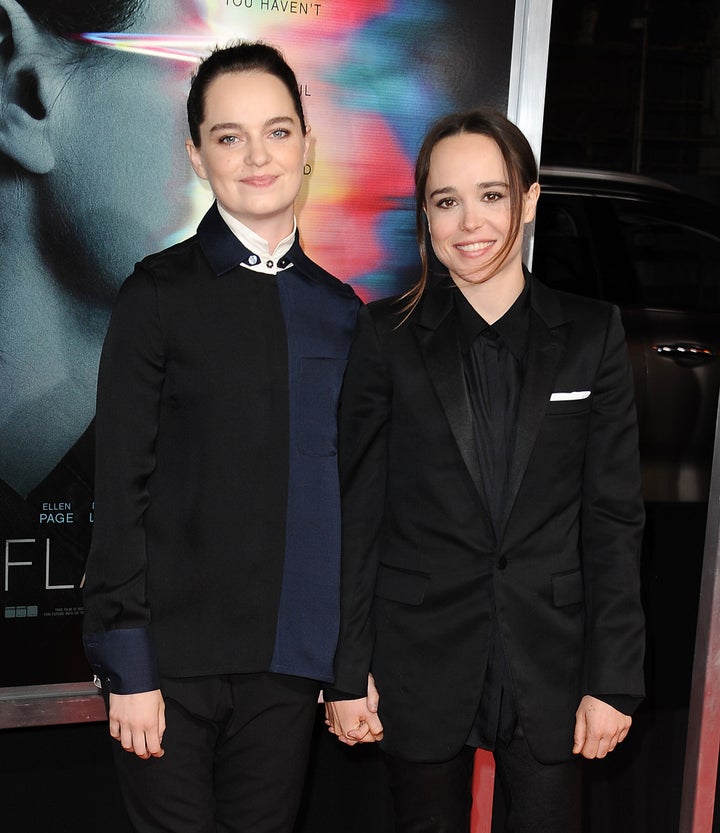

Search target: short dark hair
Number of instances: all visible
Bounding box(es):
[403,109,538,315]
[187,41,306,146]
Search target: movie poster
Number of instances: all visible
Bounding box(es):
[0,0,516,687]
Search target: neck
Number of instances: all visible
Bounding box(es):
[456,263,525,324]
[218,202,295,253]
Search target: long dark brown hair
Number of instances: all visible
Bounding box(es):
[401,109,538,317]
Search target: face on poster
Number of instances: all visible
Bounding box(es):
[0,0,515,686]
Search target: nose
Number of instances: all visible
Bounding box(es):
[460,204,484,232]
[244,137,271,167]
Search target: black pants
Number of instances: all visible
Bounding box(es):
[109,673,320,833]
[384,730,582,833]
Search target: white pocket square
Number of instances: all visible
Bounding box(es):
[550,391,591,401]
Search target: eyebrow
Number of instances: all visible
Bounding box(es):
[208,115,296,134]
[428,180,508,199]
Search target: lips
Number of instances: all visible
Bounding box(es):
[241,175,279,188]
[456,240,494,253]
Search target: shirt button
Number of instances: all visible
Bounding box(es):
[266,260,274,269]
[278,258,287,268]
[248,254,259,265]
[497,556,507,570]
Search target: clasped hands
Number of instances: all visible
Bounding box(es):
[109,683,625,759]
[323,687,629,757]
[324,673,384,746]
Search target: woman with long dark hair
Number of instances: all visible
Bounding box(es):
[326,109,645,833]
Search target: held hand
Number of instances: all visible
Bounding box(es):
[573,695,631,759]
[108,689,166,759]
[325,674,384,746]
[366,672,380,715]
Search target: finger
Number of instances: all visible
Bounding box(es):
[367,674,379,713]
[572,719,586,755]
[346,721,371,741]
[109,719,121,740]
[580,736,600,759]
[119,722,135,753]
[366,714,384,740]
[131,729,150,759]
[144,727,164,758]
[595,736,611,759]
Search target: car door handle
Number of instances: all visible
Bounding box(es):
[652,343,716,366]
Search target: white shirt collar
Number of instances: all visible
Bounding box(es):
[217,202,295,275]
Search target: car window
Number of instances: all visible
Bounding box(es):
[611,203,720,313]
[532,195,605,299]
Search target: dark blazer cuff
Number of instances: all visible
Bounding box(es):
[587,693,643,716]
[83,626,160,694]
[323,687,367,702]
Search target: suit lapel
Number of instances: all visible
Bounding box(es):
[501,279,571,535]
[413,277,572,535]
[414,284,486,504]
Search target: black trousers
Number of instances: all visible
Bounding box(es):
[384,728,582,833]
[109,673,320,833]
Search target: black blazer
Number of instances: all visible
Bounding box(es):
[332,275,645,764]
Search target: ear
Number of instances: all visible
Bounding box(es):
[523,182,541,224]
[185,138,208,181]
[0,0,55,174]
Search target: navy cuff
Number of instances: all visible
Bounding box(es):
[83,626,160,694]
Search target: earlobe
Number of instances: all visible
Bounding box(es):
[0,0,55,174]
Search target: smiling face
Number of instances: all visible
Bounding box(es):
[424,132,539,295]
[186,70,310,248]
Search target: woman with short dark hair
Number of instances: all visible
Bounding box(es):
[83,41,361,833]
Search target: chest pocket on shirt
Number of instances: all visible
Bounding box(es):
[297,357,347,456]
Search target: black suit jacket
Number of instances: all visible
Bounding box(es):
[332,275,645,764]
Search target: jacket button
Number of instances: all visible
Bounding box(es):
[497,556,507,570]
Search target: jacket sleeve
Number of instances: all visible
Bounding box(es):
[328,305,392,699]
[82,266,164,694]
[581,304,645,699]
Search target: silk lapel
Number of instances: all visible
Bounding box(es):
[501,279,571,536]
[414,284,486,503]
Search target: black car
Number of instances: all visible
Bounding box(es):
[532,167,720,503]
